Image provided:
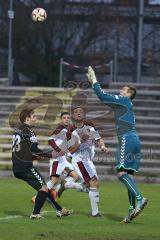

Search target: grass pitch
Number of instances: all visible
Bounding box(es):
[0,178,159,240]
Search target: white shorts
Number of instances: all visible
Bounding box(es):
[72,160,98,183]
[50,157,74,177]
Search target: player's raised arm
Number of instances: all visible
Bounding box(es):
[87,66,124,105]
[87,120,108,153]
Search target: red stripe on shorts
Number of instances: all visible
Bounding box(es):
[51,161,59,176]
[77,161,91,183]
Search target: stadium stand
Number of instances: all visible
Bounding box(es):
[0,83,160,183]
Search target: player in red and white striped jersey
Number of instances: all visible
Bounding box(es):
[47,112,86,194]
[70,107,108,217]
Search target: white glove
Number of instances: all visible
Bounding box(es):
[86,66,97,85]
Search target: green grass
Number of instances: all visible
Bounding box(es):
[0,178,159,240]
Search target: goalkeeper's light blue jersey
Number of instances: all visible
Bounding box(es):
[93,82,136,137]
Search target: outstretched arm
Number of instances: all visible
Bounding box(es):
[87,66,124,105]
[31,142,52,159]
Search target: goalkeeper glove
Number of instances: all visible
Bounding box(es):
[86,66,97,85]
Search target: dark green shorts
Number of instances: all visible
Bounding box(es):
[117,167,134,175]
[14,167,46,191]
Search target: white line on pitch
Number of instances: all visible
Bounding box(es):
[0,211,55,221]
[0,215,23,221]
[41,210,55,215]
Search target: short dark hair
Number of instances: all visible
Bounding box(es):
[72,106,85,113]
[19,108,34,123]
[126,85,137,100]
[60,112,70,118]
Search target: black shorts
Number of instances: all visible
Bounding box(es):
[14,167,46,191]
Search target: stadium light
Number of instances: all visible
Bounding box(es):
[8,0,14,85]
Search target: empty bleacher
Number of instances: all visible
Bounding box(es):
[0,82,160,183]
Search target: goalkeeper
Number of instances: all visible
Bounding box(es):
[87,66,148,223]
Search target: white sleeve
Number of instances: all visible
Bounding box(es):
[90,127,101,141]
[68,130,81,147]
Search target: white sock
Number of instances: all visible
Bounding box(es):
[77,183,89,193]
[65,181,84,191]
[64,178,83,191]
[89,187,99,216]
[47,180,55,190]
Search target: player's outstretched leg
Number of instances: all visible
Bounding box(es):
[47,189,73,217]
[58,177,89,198]
[56,208,73,218]
[30,186,48,219]
[122,189,136,223]
[31,186,73,219]
[119,173,148,221]
[133,197,148,219]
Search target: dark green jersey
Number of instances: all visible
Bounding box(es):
[93,82,136,136]
[12,123,51,173]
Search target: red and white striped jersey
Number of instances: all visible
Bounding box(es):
[48,124,80,158]
[49,124,68,156]
[72,121,101,162]
[74,121,101,146]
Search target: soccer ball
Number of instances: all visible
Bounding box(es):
[31,8,47,22]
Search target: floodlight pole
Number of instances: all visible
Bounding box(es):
[59,58,63,88]
[110,60,113,82]
[8,0,14,85]
[113,51,118,82]
[136,0,144,82]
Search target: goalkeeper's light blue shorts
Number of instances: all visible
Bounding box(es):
[116,132,141,172]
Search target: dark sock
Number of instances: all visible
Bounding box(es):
[33,190,48,214]
[128,190,136,210]
[47,190,62,211]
